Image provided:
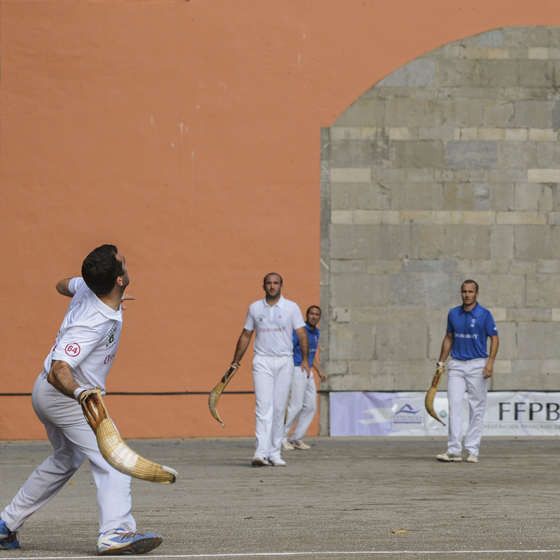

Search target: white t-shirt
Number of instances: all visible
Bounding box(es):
[43,277,123,391]
[244,295,305,357]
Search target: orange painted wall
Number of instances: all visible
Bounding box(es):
[1,0,559,439]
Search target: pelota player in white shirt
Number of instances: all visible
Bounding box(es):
[232,273,310,467]
[0,245,163,556]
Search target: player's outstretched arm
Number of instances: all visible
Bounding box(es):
[121,293,135,310]
[47,360,81,399]
[56,278,74,297]
[232,329,253,364]
[295,327,310,378]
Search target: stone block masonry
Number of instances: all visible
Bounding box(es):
[320,27,560,433]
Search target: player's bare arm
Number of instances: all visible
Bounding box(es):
[232,329,254,364]
[483,335,499,379]
[295,327,310,377]
[47,360,81,400]
[56,278,74,297]
[438,332,454,363]
[312,350,326,382]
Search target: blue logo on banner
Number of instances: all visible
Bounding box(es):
[395,404,420,415]
[393,403,423,425]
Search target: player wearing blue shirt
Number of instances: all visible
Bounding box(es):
[436,280,499,464]
[282,306,326,450]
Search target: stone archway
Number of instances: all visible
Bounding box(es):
[320,27,560,429]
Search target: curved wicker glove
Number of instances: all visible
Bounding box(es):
[79,387,177,484]
[425,364,447,426]
[208,363,240,427]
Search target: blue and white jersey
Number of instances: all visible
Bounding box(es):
[292,323,320,367]
[447,302,498,361]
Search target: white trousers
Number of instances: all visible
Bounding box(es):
[447,358,488,456]
[252,355,293,460]
[1,374,135,535]
[283,366,317,442]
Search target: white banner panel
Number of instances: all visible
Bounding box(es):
[330,391,560,437]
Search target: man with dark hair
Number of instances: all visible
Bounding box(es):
[436,280,499,464]
[232,273,309,467]
[282,306,326,450]
[82,244,127,295]
[0,245,164,555]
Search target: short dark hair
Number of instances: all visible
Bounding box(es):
[462,279,479,293]
[306,305,322,316]
[82,245,123,295]
[263,272,283,285]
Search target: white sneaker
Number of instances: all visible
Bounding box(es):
[281,441,295,451]
[289,439,311,450]
[269,457,286,467]
[436,451,462,462]
[251,456,270,467]
[466,453,479,463]
[97,529,162,556]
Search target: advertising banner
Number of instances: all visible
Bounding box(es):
[330,391,560,437]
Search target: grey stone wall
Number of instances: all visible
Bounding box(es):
[320,27,560,432]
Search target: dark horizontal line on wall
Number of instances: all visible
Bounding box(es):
[110,391,257,395]
[0,391,254,397]
[0,389,555,397]
[1,390,328,397]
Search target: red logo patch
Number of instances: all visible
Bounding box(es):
[65,343,81,357]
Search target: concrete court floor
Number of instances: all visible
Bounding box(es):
[1,436,560,559]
